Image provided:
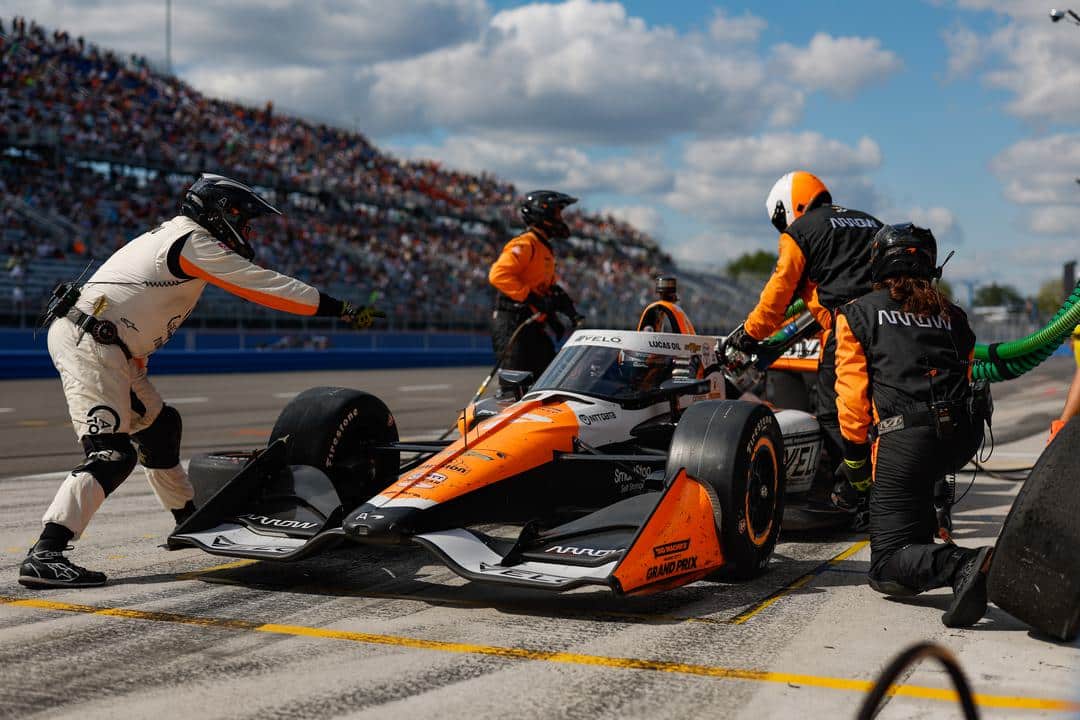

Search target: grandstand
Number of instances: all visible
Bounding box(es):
[1,16,755,335]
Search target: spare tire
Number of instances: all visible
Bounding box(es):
[187,450,259,507]
[988,417,1080,641]
[269,387,400,509]
[668,400,786,580]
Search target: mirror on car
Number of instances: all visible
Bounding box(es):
[496,369,534,400]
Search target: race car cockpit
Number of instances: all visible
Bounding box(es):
[532,345,676,403]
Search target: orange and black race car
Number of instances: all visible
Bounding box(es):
[171,320,837,595]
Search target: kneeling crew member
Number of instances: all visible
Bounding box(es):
[489,190,579,394]
[20,173,383,589]
[833,223,992,627]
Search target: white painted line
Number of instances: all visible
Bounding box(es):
[165,397,209,405]
[0,408,13,414]
[273,392,300,399]
[398,384,452,393]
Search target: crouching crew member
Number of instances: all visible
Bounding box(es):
[489,190,580,395]
[20,173,383,589]
[833,223,993,627]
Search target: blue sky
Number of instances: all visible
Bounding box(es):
[9,1,1080,296]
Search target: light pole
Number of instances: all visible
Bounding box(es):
[165,0,172,74]
[1050,8,1080,24]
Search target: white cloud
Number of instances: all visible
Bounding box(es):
[772,34,902,98]
[401,134,673,195]
[892,206,964,246]
[942,26,984,80]
[708,9,767,45]
[366,1,797,141]
[667,132,884,230]
[599,205,663,236]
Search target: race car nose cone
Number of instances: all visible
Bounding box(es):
[343,503,416,544]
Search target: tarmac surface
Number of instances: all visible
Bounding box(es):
[0,359,1078,719]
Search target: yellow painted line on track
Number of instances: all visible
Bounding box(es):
[0,595,1074,712]
[731,540,869,624]
[175,558,260,580]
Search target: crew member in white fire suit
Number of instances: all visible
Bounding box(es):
[19,173,383,588]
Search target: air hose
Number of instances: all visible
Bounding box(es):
[972,279,1080,382]
[775,281,1080,383]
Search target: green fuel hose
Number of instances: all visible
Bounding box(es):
[777,280,1080,383]
[971,280,1080,382]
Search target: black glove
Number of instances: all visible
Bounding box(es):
[725,324,760,355]
[341,301,386,330]
[525,292,553,314]
[830,444,871,512]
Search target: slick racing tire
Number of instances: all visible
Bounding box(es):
[668,400,786,580]
[187,450,258,507]
[269,387,400,509]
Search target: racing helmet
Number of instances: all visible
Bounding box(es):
[180,173,281,260]
[765,171,831,233]
[520,190,578,239]
[869,223,939,282]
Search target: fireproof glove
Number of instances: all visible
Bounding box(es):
[341,301,385,330]
[525,292,553,314]
[725,324,760,355]
[839,455,872,492]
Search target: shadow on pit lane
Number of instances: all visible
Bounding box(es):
[882,595,1034,632]
[118,544,870,626]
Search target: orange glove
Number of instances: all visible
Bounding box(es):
[1048,419,1066,445]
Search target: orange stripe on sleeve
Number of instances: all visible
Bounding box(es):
[744,233,807,340]
[178,256,318,316]
[834,313,873,444]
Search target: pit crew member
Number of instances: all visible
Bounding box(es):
[833,223,992,627]
[19,173,383,588]
[728,171,881,494]
[489,190,581,396]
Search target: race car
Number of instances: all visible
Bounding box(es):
[171,322,832,595]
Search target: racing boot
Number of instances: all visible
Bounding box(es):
[19,546,106,589]
[942,546,994,628]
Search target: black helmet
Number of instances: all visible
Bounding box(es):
[656,276,678,301]
[520,190,577,239]
[870,223,939,282]
[180,173,281,260]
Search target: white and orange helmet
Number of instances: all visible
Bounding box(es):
[765,171,831,233]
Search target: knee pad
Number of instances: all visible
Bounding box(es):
[77,433,138,496]
[132,405,182,469]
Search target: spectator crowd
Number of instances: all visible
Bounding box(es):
[2,16,748,332]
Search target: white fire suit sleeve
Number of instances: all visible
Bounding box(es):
[176,231,331,316]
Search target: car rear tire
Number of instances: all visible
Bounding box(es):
[269,387,400,509]
[187,450,259,508]
[668,400,786,580]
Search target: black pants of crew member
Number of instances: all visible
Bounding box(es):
[491,307,555,384]
[815,329,843,463]
[868,422,982,595]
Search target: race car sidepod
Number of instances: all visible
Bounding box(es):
[415,400,786,594]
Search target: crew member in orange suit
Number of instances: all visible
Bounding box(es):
[833,223,991,628]
[20,173,382,589]
[727,171,881,474]
[489,190,578,396]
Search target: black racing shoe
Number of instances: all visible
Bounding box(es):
[18,547,107,589]
[942,546,994,628]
